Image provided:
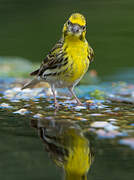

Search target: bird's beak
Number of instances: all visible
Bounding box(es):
[71,24,80,33]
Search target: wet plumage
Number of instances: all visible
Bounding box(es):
[22,13,94,108]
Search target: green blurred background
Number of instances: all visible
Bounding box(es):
[0,0,134,77]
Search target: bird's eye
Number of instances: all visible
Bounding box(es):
[82,25,86,30]
[67,20,71,25]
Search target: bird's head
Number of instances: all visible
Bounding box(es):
[63,13,86,39]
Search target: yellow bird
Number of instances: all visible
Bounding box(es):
[22,13,94,108]
[33,119,93,180]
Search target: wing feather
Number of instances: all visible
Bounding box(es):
[87,45,94,63]
[30,38,65,77]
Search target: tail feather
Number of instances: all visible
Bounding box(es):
[21,78,39,90]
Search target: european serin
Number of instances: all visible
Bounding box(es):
[22,13,94,108]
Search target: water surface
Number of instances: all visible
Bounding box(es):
[0,78,134,180]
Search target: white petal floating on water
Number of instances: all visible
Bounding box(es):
[96,129,124,139]
[76,105,87,109]
[74,105,87,111]
[97,104,108,109]
[33,113,43,119]
[4,87,48,101]
[36,105,42,109]
[13,108,30,115]
[63,100,74,104]
[4,88,20,99]
[91,121,109,128]
[119,138,134,149]
[108,118,117,122]
[9,99,20,103]
[113,107,120,111]
[108,118,117,124]
[90,113,103,117]
[104,124,118,131]
[0,103,13,109]
[91,121,118,131]
[80,118,87,121]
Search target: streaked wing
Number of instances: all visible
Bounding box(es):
[87,45,94,63]
[30,38,65,77]
[37,38,67,77]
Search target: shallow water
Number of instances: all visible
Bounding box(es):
[0,78,134,180]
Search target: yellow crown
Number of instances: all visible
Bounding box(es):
[69,13,86,26]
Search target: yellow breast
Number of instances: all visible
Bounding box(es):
[63,36,89,83]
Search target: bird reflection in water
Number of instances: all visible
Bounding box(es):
[31,119,94,180]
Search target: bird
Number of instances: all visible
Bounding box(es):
[31,118,93,180]
[22,13,94,108]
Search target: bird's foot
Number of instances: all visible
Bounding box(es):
[76,100,84,106]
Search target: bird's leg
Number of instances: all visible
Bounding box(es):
[51,85,59,108]
[68,87,83,106]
